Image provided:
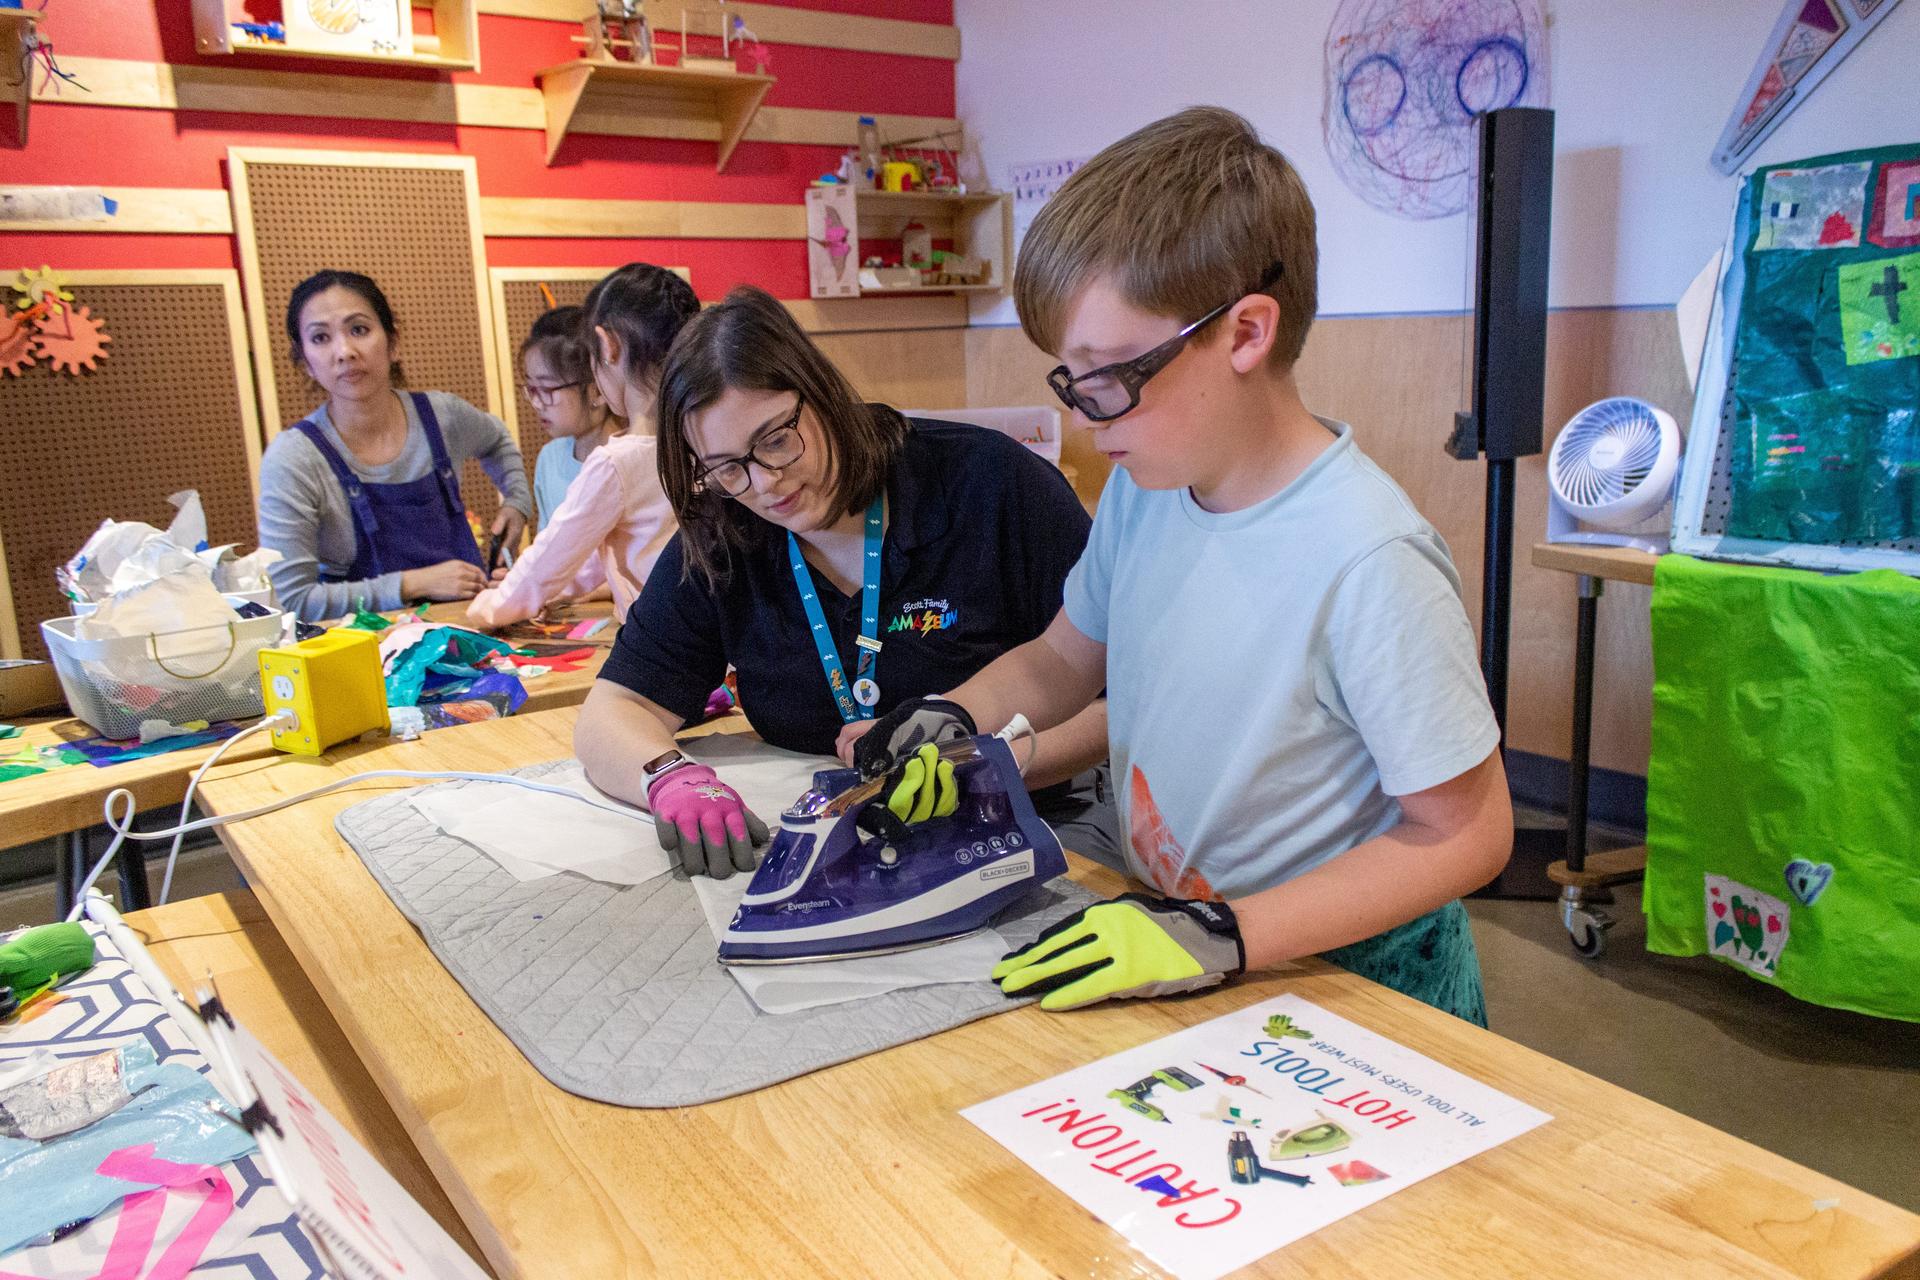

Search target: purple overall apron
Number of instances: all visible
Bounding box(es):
[290,391,484,583]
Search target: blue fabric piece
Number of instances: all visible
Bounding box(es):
[0,1041,256,1253]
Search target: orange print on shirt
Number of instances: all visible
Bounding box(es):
[1128,765,1219,901]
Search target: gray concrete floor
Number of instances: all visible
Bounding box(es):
[6,830,1915,1213]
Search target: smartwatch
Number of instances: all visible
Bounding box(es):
[642,749,690,785]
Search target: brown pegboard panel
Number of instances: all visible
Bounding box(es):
[0,280,259,661]
[233,152,507,527]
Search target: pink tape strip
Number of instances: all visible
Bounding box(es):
[0,1144,234,1280]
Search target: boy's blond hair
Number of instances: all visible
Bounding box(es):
[1014,106,1318,366]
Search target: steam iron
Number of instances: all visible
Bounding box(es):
[716,729,1067,965]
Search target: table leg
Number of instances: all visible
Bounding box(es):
[56,829,88,921]
[117,831,153,912]
[1567,575,1601,875]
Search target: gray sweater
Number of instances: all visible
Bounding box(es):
[257,391,532,620]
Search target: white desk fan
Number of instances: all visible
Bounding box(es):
[1546,397,1683,554]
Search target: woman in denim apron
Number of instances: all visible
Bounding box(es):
[257,271,531,621]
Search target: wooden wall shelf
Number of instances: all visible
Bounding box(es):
[535,59,774,169]
[3,9,40,145]
[806,185,1012,299]
[190,0,479,71]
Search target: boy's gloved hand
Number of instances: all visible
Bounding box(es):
[992,893,1245,1011]
[883,743,959,824]
[645,763,770,878]
[853,696,976,778]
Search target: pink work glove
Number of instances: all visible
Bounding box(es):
[645,763,770,878]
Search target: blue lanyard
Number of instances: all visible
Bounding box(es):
[788,496,884,723]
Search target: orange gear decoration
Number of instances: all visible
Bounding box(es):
[34,304,111,375]
[15,266,74,319]
[0,316,36,377]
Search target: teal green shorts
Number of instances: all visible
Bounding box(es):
[1319,900,1487,1027]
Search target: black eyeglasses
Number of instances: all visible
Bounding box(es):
[693,399,807,497]
[1045,261,1285,422]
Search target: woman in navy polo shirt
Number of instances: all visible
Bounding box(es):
[575,286,1111,877]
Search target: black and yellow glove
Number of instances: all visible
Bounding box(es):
[993,893,1246,1012]
[882,742,958,824]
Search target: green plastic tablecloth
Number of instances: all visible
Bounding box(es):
[1646,555,1920,1021]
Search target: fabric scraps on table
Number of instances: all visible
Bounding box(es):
[0,725,19,741]
[383,625,518,707]
[343,606,393,632]
[65,721,241,768]
[0,744,88,784]
[567,617,610,640]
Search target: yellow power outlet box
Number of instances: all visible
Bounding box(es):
[257,628,388,755]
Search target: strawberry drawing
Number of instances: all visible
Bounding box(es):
[1128,766,1218,901]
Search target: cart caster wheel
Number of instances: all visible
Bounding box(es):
[1566,911,1608,958]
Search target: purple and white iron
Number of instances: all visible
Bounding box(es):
[716,722,1067,965]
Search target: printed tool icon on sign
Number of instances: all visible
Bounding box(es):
[1196,1061,1272,1098]
[1108,1066,1203,1123]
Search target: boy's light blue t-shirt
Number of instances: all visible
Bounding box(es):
[1063,418,1500,900]
[534,436,587,531]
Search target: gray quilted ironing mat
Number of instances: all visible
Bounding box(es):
[333,758,1098,1107]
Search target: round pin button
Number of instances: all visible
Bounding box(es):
[853,677,881,707]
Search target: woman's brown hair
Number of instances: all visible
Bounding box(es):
[656,285,908,587]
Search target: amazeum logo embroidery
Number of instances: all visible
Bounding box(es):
[888,598,959,634]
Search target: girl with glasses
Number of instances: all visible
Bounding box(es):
[523,305,619,533]
[575,285,1117,880]
[468,268,696,629]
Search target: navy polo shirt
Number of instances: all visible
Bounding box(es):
[599,414,1091,755]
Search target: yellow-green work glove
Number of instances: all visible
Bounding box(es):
[993,893,1246,1012]
[883,743,958,824]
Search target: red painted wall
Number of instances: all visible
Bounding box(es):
[5,0,957,298]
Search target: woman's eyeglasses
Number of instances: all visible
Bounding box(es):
[525,380,584,407]
[1045,261,1285,423]
[693,399,807,497]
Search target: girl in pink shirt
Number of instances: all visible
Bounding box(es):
[469,274,696,626]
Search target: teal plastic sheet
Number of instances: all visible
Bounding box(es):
[1726,143,1920,545]
[1645,555,1920,1022]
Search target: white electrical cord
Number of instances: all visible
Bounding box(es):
[157,711,292,907]
[66,709,1049,923]
[996,713,1038,775]
[65,711,652,923]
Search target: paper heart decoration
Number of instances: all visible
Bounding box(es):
[1784,859,1833,906]
[1711,900,1727,918]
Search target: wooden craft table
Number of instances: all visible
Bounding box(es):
[2,600,614,918]
[190,706,1920,1280]
[1528,542,1661,957]
[123,890,486,1268]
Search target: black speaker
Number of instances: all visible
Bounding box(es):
[1449,106,1555,463]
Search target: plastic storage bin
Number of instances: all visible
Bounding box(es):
[40,610,286,738]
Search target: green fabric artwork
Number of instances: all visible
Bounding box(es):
[1645,555,1920,1022]
[1837,253,1920,366]
[1726,142,1920,546]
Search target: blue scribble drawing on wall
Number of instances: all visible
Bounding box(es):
[1323,0,1550,220]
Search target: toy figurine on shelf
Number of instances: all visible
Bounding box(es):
[584,0,652,63]
[730,14,770,73]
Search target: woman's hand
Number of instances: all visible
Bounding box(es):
[401,559,489,601]
[835,719,877,766]
[491,505,528,556]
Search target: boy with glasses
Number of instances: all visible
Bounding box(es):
[856,107,1510,1024]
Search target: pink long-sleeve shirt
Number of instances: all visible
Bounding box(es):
[468,433,675,627]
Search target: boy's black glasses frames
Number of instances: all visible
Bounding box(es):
[1045,260,1285,423]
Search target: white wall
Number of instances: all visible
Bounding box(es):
[956,0,1920,321]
